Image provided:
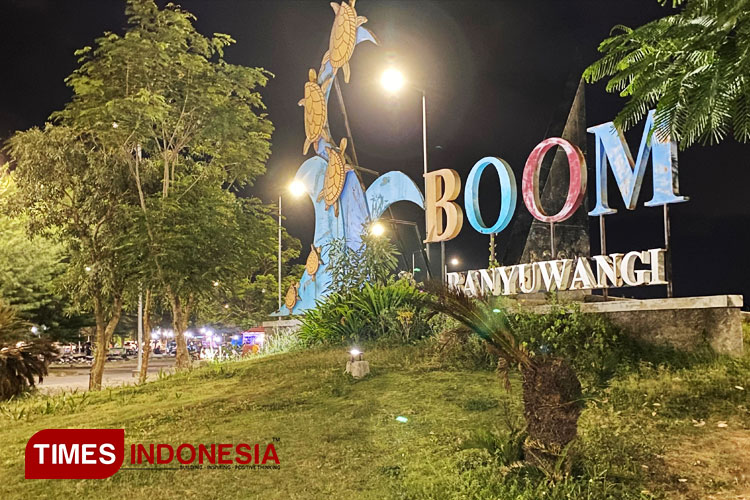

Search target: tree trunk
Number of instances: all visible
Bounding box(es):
[520,356,583,474]
[138,289,153,384]
[168,291,191,370]
[89,296,123,391]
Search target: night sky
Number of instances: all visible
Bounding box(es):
[1,0,749,303]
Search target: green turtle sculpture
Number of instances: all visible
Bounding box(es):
[321,0,368,83]
[317,137,353,217]
[298,68,332,155]
[305,244,324,281]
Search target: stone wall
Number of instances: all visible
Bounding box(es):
[533,295,745,356]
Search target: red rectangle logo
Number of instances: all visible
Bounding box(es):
[25,429,124,479]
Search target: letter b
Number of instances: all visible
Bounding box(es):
[424,169,463,242]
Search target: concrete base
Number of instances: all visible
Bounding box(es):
[531,295,744,356]
[345,360,370,378]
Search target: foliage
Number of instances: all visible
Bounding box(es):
[509,302,626,388]
[0,300,57,401]
[298,279,431,346]
[584,0,750,148]
[0,211,91,341]
[35,0,286,367]
[1,342,749,498]
[325,232,399,294]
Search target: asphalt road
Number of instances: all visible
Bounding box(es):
[40,357,176,394]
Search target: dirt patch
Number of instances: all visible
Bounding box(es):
[660,427,750,500]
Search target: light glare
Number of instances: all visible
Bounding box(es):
[289,179,306,197]
[381,68,404,93]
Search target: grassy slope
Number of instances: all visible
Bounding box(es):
[1,343,749,500]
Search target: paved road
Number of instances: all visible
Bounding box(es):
[39,357,176,394]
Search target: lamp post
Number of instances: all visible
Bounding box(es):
[381,68,440,279]
[446,256,459,281]
[279,180,306,311]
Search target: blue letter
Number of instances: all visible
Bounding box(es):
[464,157,517,234]
[588,110,688,216]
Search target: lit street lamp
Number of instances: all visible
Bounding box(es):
[381,68,441,279]
[370,221,386,237]
[279,181,306,311]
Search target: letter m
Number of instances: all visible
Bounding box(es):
[588,110,688,216]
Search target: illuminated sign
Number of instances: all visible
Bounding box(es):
[424,110,688,243]
[448,249,667,296]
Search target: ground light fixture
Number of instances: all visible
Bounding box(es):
[381,68,405,93]
[346,348,370,378]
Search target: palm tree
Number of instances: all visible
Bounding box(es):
[0,300,57,400]
[415,284,583,471]
[584,0,750,149]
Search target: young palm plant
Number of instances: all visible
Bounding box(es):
[415,283,583,473]
[0,300,57,400]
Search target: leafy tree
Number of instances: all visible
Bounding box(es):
[52,0,278,369]
[6,127,133,389]
[584,0,750,148]
[0,208,90,341]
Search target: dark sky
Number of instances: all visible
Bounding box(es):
[1,0,749,303]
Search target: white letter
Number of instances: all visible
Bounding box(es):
[592,253,623,288]
[99,444,116,465]
[82,444,96,465]
[59,444,79,464]
[647,248,668,285]
[518,263,542,294]
[497,265,519,295]
[34,444,49,464]
[537,259,573,291]
[621,251,651,286]
[570,258,596,290]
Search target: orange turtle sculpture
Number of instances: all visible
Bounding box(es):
[285,282,301,312]
[321,0,368,83]
[317,137,353,217]
[298,68,332,155]
[305,244,324,281]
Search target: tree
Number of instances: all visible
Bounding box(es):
[0,208,90,341]
[52,0,277,369]
[584,0,750,148]
[6,126,134,390]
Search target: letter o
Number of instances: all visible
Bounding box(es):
[464,157,517,234]
[522,138,587,223]
[177,444,196,465]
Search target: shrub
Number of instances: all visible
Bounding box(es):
[508,302,626,387]
[0,300,58,400]
[298,280,434,346]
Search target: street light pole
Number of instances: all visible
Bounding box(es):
[278,194,282,311]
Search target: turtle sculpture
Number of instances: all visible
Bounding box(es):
[298,68,333,155]
[321,0,369,84]
[305,244,324,281]
[285,282,301,312]
[317,137,353,217]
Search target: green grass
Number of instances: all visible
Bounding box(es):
[1,342,749,499]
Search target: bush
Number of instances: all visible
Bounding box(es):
[0,300,58,400]
[298,280,434,346]
[508,302,626,387]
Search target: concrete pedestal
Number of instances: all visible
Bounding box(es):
[530,295,744,356]
[345,360,370,378]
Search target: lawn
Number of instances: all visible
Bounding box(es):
[1,342,749,499]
